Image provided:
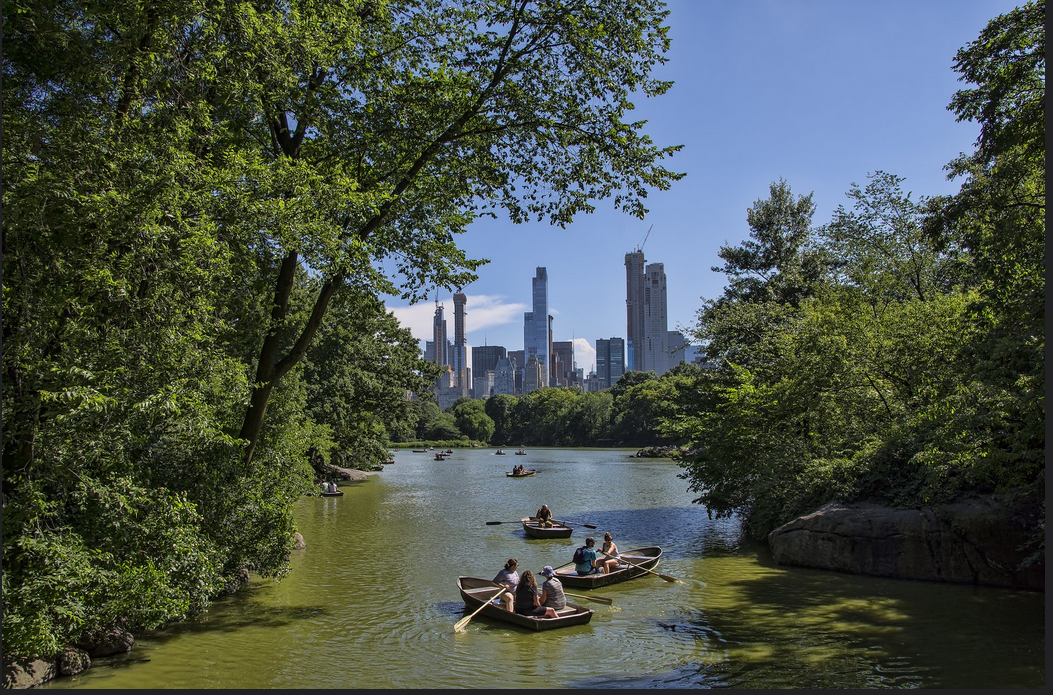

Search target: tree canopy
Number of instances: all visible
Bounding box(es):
[2,0,684,660]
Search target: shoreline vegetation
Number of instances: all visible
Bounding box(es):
[2,1,1042,690]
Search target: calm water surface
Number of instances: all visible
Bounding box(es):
[47,448,1044,689]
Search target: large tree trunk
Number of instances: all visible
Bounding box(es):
[238,250,343,468]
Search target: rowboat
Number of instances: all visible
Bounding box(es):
[434,453,447,461]
[506,469,537,477]
[552,546,662,588]
[494,449,506,455]
[456,577,593,631]
[321,490,345,497]
[515,449,527,455]
[521,516,573,539]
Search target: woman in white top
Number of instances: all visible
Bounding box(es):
[600,532,621,573]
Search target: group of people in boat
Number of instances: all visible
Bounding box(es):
[511,464,527,475]
[320,481,339,493]
[489,531,623,618]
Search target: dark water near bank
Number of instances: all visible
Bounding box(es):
[46,448,1044,689]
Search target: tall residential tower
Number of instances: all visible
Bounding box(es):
[625,250,672,375]
[523,267,550,388]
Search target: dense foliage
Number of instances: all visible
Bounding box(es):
[2,0,682,659]
[669,2,1044,548]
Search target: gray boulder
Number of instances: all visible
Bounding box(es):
[2,656,57,689]
[767,497,1043,590]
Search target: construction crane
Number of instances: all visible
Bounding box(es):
[636,224,654,253]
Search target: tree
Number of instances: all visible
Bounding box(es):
[485,394,519,444]
[451,398,496,443]
[561,391,613,446]
[303,289,441,468]
[199,0,686,466]
[1,0,683,658]
[693,180,829,366]
[923,0,1045,549]
[820,171,956,303]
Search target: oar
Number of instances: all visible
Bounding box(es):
[620,555,679,583]
[563,591,613,605]
[485,520,526,525]
[454,587,504,632]
[552,519,597,529]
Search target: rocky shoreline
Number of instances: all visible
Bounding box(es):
[767,495,1044,591]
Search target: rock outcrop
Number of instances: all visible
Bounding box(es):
[2,656,57,689]
[77,624,135,658]
[767,497,1043,590]
[57,647,91,677]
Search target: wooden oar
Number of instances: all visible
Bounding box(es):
[563,591,613,605]
[454,587,503,632]
[552,519,597,529]
[485,520,523,525]
[620,555,679,583]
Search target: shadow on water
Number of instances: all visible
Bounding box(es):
[124,582,329,646]
[573,533,1045,689]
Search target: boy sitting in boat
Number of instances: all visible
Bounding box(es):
[572,537,608,575]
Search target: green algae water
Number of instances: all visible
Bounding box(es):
[45,449,1044,689]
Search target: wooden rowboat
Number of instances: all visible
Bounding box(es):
[321,490,345,497]
[521,516,573,539]
[553,546,662,588]
[456,577,593,631]
[506,469,537,477]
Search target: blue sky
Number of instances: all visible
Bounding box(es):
[388,0,1022,375]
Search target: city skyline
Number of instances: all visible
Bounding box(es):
[388,1,1018,377]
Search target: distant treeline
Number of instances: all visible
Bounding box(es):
[395,367,702,449]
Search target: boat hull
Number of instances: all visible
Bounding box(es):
[456,577,592,631]
[553,547,663,588]
[521,517,573,538]
[506,470,537,477]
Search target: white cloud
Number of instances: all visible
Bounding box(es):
[465,294,528,336]
[572,337,596,375]
[387,294,527,343]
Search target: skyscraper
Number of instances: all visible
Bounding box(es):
[523,354,543,394]
[451,290,468,394]
[642,262,669,374]
[595,337,625,389]
[493,356,516,396]
[626,251,672,375]
[624,251,645,371]
[523,267,549,387]
[551,340,575,387]
[431,298,448,367]
[472,345,506,398]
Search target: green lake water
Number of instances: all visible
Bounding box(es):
[45,448,1044,689]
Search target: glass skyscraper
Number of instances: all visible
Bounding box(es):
[523,267,549,387]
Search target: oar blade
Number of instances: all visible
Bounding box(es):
[565,592,613,605]
[485,521,503,525]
